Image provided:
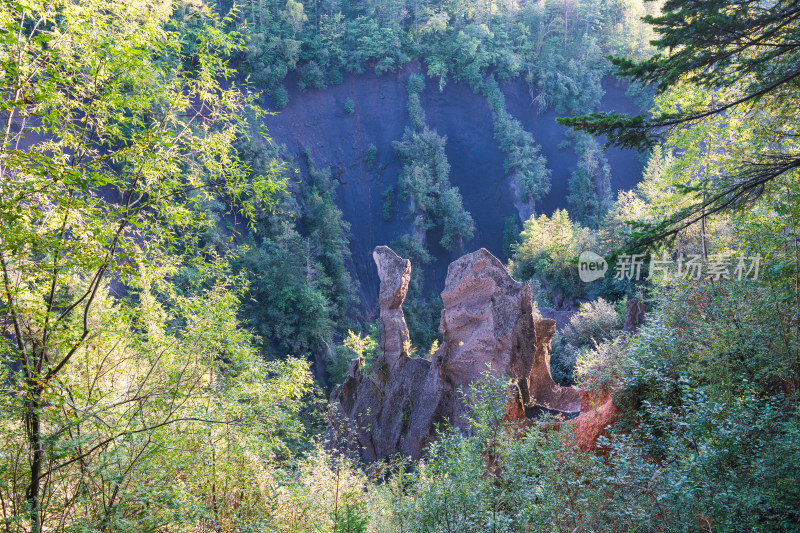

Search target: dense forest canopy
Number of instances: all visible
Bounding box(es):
[1,0,799,531]
[229,0,657,105]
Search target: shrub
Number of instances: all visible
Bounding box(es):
[328,326,378,386]
[273,447,371,532]
[561,298,623,347]
[298,61,326,90]
[573,335,628,392]
[502,215,521,261]
[551,297,624,385]
[382,184,395,220]
[364,143,377,168]
[386,372,610,532]
[407,73,425,95]
[344,97,355,114]
[271,85,289,109]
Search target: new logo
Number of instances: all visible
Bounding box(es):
[578,251,607,282]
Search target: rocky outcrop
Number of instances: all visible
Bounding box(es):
[527,319,582,414]
[571,390,621,452]
[432,249,540,425]
[373,247,412,369]
[330,246,585,462]
[331,247,440,461]
[622,297,646,333]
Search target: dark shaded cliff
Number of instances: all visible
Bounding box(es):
[260,63,643,310]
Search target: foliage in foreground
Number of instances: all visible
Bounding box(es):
[272,329,800,532]
[2,0,800,532]
[0,1,309,531]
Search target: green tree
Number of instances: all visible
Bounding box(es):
[597,189,651,252]
[0,1,299,531]
[558,0,800,244]
[512,209,594,305]
[364,143,377,167]
[502,215,522,260]
[394,126,475,251]
[282,0,308,37]
[483,77,552,205]
[566,133,612,228]
[228,149,356,374]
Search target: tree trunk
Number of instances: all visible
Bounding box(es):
[25,387,44,533]
[700,195,708,261]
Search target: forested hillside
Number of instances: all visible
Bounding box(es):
[219,0,657,359]
[1,0,799,531]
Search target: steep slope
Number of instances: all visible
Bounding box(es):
[260,65,643,309]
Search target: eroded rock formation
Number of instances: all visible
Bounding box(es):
[571,391,621,452]
[622,297,647,333]
[527,318,582,414]
[330,246,585,461]
[373,246,412,368]
[432,248,542,426]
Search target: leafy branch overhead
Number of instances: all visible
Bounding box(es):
[558,0,800,246]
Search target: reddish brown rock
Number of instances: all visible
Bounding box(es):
[435,249,535,384]
[528,318,582,414]
[570,390,621,452]
[373,246,412,369]
[431,249,542,425]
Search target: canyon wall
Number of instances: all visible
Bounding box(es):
[260,68,643,307]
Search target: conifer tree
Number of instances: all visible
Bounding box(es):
[559,0,800,244]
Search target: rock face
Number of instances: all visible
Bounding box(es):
[262,70,644,309]
[622,297,646,333]
[527,319,582,414]
[373,247,412,369]
[435,250,536,397]
[571,391,621,452]
[330,246,583,461]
